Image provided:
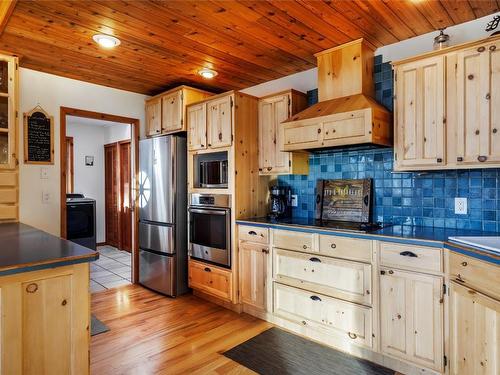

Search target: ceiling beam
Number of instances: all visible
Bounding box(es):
[0,0,17,36]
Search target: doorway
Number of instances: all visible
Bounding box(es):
[60,107,140,285]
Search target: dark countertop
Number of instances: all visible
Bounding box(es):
[0,223,99,276]
[236,217,500,264]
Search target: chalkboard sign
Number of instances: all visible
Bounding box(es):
[24,107,54,164]
[315,179,371,223]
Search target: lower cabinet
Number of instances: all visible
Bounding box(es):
[274,283,373,348]
[188,260,232,301]
[380,268,444,372]
[0,263,90,375]
[239,242,268,311]
[449,281,499,375]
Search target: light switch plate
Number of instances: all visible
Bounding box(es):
[455,197,467,215]
[40,167,49,179]
[291,195,298,207]
[42,190,50,204]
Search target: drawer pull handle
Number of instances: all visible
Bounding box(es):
[461,261,468,267]
[26,283,38,293]
[310,295,322,302]
[204,267,211,272]
[399,251,418,258]
[309,257,321,263]
[330,243,336,249]
[248,230,257,236]
[348,332,357,340]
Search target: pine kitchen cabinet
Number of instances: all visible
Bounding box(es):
[258,90,309,175]
[145,86,212,137]
[393,35,500,171]
[0,54,18,222]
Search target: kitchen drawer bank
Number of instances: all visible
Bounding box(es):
[237,220,499,375]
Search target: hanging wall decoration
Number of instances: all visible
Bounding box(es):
[23,105,54,164]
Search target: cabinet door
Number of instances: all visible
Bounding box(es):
[449,282,499,375]
[188,260,231,301]
[273,95,291,172]
[0,56,17,170]
[282,122,322,151]
[207,96,232,149]
[145,98,162,137]
[239,242,267,310]
[187,103,207,151]
[161,90,183,133]
[395,56,445,169]
[380,268,444,372]
[456,41,500,164]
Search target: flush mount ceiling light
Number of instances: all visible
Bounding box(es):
[92,34,121,48]
[198,68,218,79]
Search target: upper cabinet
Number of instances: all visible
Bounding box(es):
[456,40,500,165]
[145,86,212,138]
[394,56,446,169]
[258,90,309,175]
[187,93,234,151]
[394,35,500,171]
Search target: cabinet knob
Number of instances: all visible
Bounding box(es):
[380,270,386,275]
[475,129,480,135]
[477,46,486,52]
[457,157,463,162]
[468,74,474,80]
[317,128,321,134]
[348,332,357,339]
[397,314,402,320]
[201,144,205,148]
[26,283,38,293]
[208,143,211,147]
[261,248,269,254]
[486,93,491,100]
[436,158,443,163]
[478,155,487,162]
[218,132,223,141]
[461,261,468,267]
[489,45,497,51]
[267,167,272,171]
[330,243,336,249]
[493,128,498,134]
[388,270,394,274]
[302,244,308,249]
[204,267,211,272]
[61,299,67,306]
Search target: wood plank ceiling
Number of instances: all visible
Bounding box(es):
[1,0,499,95]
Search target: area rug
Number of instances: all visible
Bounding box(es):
[223,327,394,375]
[91,314,110,336]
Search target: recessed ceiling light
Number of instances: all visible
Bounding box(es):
[92,34,121,48]
[198,68,218,79]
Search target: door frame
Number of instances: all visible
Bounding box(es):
[60,107,140,283]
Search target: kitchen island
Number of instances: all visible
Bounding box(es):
[0,223,98,375]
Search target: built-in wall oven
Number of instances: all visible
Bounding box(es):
[188,193,231,268]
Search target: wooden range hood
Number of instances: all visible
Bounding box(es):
[281,39,392,151]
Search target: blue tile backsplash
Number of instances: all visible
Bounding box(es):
[277,56,500,232]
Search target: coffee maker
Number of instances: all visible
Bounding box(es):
[268,185,292,219]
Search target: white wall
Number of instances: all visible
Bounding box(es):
[242,12,500,98]
[66,122,130,243]
[19,68,146,236]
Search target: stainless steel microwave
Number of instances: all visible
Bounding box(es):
[194,151,228,188]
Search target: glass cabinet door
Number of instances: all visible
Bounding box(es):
[0,57,16,169]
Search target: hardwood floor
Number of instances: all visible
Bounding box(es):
[90,285,270,374]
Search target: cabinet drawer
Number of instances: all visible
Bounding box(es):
[274,283,373,348]
[323,115,366,140]
[449,252,500,300]
[188,260,232,301]
[319,235,372,262]
[273,248,372,305]
[380,242,442,273]
[273,229,315,252]
[238,225,269,244]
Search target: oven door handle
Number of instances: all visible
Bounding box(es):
[189,208,228,216]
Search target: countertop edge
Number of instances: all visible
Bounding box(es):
[236,219,500,265]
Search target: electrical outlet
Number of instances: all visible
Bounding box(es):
[42,190,51,204]
[40,167,49,179]
[290,194,298,207]
[455,197,467,215]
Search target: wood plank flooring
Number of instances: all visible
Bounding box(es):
[91,285,401,375]
[90,285,270,374]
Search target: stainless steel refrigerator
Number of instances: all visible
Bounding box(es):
[138,134,188,296]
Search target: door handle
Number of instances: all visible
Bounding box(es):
[399,251,418,258]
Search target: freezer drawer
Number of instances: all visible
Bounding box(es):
[139,249,175,296]
[139,221,175,254]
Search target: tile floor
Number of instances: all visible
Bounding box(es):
[90,245,132,293]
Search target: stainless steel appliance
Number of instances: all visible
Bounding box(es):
[66,194,96,250]
[193,151,228,188]
[138,135,188,297]
[188,193,231,268]
[269,185,291,219]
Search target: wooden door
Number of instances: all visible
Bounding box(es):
[449,282,499,375]
[65,136,74,193]
[104,143,119,247]
[145,98,161,137]
[239,242,267,310]
[161,90,183,133]
[380,268,444,372]
[207,96,232,149]
[118,140,132,252]
[395,56,445,169]
[187,103,207,151]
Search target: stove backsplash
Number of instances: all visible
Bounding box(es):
[277,149,500,232]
